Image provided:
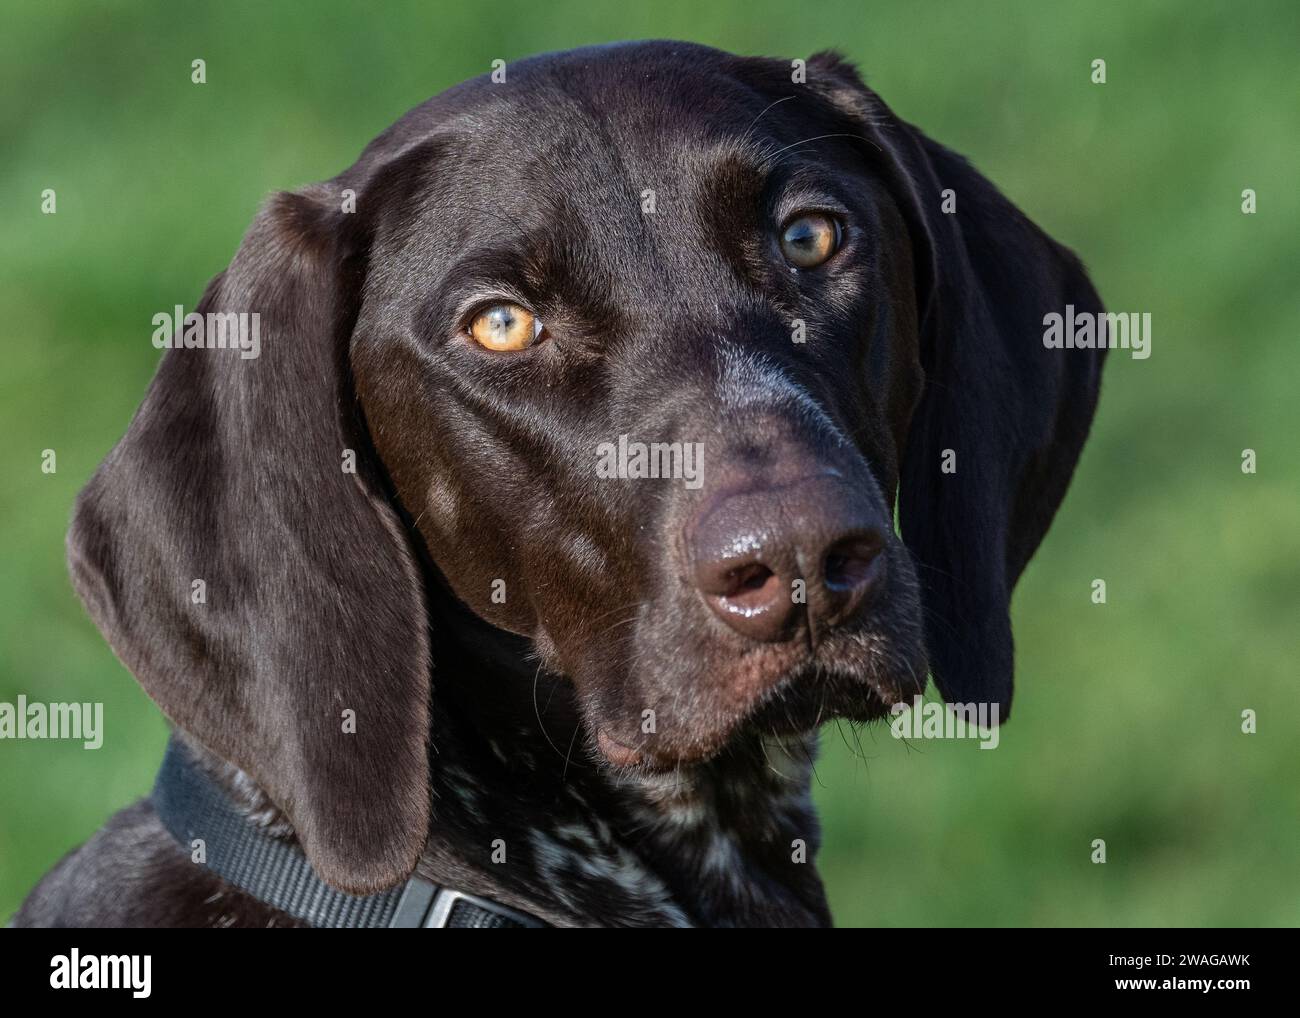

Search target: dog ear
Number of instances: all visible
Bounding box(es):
[67,181,431,894]
[807,52,1107,719]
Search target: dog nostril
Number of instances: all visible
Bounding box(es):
[716,563,780,612]
[823,536,884,593]
[694,552,795,641]
[725,562,774,595]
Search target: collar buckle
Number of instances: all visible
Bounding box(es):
[389,876,545,928]
[424,886,547,928]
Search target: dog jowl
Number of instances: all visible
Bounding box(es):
[26,41,1105,928]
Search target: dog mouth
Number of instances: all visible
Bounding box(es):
[595,727,655,769]
[591,643,919,772]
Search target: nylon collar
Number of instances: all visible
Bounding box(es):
[151,737,546,928]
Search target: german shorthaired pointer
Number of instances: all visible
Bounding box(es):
[16,41,1105,928]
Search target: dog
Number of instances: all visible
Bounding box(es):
[15,41,1105,928]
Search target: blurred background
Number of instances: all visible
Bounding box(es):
[2,0,1296,926]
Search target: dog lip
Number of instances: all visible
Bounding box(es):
[596,727,644,767]
[591,623,922,772]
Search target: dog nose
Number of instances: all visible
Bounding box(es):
[689,477,887,642]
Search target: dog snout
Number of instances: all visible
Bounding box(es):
[688,474,888,643]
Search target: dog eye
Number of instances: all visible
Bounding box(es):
[468,303,544,351]
[779,213,842,269]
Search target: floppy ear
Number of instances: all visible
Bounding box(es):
[808,52,1107,719]
[67,184,431,894]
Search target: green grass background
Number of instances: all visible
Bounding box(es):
[2,0,1296,926]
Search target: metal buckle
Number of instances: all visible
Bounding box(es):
[388,876,545,927]
[423,887,546,928]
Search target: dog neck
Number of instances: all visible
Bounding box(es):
[186,621,833,928]
[420,716,831,927]
[414,615,834,927]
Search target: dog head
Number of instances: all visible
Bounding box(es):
[69,42,1105,893]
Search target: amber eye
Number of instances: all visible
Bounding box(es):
[468,303,542,351]
[779,213,841,269]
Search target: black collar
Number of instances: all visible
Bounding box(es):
[151,737,546,928]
